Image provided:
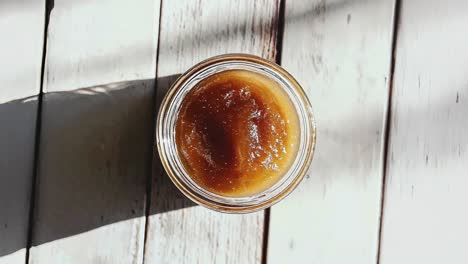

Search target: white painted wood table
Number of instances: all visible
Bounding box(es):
[1,0,467,263]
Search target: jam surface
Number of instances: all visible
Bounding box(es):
[176,69,299,197]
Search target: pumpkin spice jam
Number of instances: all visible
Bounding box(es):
[175,70,300,197]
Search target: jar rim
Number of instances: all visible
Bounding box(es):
[156,53,316,213]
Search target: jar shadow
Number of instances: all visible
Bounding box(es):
[149,74,197,215]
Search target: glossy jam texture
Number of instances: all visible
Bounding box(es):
[175,69,299,197]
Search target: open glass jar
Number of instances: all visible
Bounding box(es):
[156,54,315,213]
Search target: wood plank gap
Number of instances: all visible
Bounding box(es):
[142,0,164,260]
[25,0,54,263]
[376,0,402,263]
[261,208,271,264]
[261,1,286,263]
[274,0,286,65]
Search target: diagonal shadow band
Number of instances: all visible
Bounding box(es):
[0,75,194,258]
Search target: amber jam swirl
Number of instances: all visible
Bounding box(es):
[175,69,300,197]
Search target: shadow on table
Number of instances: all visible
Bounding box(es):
[148,74,198,216]
[0,74,195,258]
[0,94,39,260]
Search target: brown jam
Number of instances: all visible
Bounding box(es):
[175,69,300,197]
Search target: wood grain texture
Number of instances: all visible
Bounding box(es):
[379,1,468,263]
[267,0,395,263]
[28,0,160,263]
[143,1,279,263]
[0,0,45,263]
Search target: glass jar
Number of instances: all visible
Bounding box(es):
[156,54,316,213]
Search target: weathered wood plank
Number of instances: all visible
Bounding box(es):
[379,1,468,263]
[28,0,160,263]
[143,1,279,263]
[267,0,396,263]
[0,0,45,263]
